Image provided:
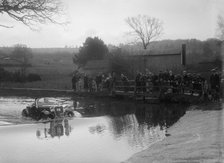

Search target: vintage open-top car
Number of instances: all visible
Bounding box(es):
[22,98,75,120]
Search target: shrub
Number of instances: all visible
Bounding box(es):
[27,73,41,82]
[0,68,41,83]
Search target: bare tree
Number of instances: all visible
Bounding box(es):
[125,15,163,49]
[12,44,32,75]
[217,15,224,41]
[12,44,32,64]
[0,0,65,30]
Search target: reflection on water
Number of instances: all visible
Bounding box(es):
[0,97,187,163]
[36,119,72,139]
[75,99,187,129]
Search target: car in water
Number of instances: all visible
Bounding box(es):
[22,98,75,120]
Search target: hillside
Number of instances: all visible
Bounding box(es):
[118,38,222,64]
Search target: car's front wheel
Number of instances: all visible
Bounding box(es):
[65,111,74,117]
[34,113,42,121]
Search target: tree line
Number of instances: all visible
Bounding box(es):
[73,36,222,77]
[0,44,41,83]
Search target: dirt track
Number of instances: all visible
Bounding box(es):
[124,102,224,163]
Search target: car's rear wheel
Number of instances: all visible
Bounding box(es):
[22,109,29,117]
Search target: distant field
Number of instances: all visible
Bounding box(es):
[1,48,78,89]
[0,76,72,89]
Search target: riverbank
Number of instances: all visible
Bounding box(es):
[124,102,224,163]
[0,87,113,100]
[0,87,204,104]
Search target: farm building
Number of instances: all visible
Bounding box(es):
[128,44,186,74]
[129,52,183,74]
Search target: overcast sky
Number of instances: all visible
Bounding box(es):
[0,0,223,48]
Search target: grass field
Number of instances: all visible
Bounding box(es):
[1,48,76,89]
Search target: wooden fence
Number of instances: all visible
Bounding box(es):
[113,80,203,101]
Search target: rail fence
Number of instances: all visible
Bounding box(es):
[113,80,203,99]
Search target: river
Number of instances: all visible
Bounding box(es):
[0,95,188,163]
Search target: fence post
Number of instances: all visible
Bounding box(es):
[181,44,186,66]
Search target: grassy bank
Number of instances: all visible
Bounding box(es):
[125,102,223,163]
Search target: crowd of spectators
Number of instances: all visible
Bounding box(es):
[135,69,221,100]
[72,69,221,100]
[71,71,117,92]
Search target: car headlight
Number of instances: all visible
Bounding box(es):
[69,106,75,110]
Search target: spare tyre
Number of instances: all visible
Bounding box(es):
[48,113,55,119]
